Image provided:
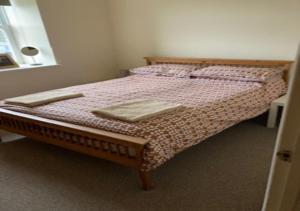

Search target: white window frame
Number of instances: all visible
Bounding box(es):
[0,6,22,63]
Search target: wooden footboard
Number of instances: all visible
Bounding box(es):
[0,108,152,190]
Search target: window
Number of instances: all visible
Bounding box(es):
[0,6,21,62]
[0,1,56,68]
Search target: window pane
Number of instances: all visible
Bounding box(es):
[0,8,6,25]
[0,29,12,54]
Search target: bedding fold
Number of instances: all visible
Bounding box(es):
[4,91,84,107]
[92,100,183,122]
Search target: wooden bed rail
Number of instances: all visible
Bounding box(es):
[0,108,148,168]
[144,57,294,82]
[0,108,154,190]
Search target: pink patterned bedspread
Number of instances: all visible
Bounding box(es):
[0,75,286,171]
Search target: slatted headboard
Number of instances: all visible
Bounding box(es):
[144,57,294,83]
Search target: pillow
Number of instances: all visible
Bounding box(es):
[129,64,198,78]
[191,65,284,82]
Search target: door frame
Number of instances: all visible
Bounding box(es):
[262,45,300,211]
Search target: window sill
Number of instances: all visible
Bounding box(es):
[0,64,59,73]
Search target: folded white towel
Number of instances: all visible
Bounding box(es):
[4,91,83,107]
[92,100,183,122]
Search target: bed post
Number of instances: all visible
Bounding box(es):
[138,170,154,190]
[145,57,152,66]
[137,145,154,190]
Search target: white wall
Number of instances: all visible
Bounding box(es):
[108,0,300,69]
[2,0,299,98]
[0,0,117,100]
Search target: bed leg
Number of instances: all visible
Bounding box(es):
[138,170,154,191]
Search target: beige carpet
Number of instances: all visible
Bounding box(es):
[0,119,277,211]
[294,193,300,211]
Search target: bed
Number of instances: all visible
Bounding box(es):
[0,57,293,190]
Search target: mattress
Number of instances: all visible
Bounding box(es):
[0,75,286,171]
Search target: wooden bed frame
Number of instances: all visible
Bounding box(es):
[0,57,293,190]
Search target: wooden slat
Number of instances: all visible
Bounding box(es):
[0,108,151,170]
[144,56,293,65]
[2,125,139,167]
[0,109,148,147]
[0,117,142,168]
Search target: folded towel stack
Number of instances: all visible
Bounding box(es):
[4,91,84,107]
[92,100,183,122]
